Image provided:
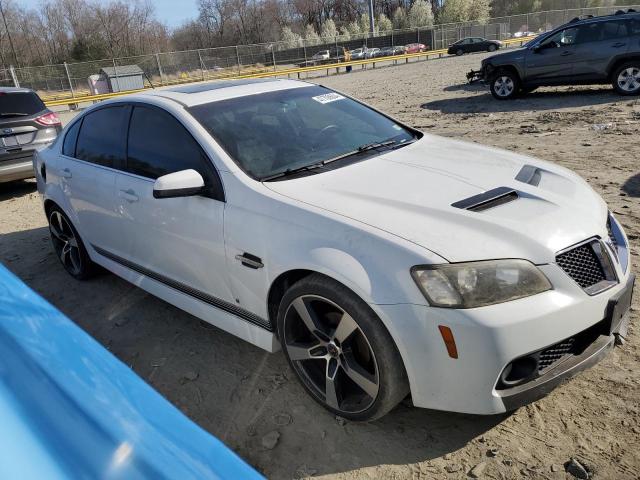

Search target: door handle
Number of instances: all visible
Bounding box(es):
[560,51,573,56]
[612,42,626,48]
[60,168,72,179]
[118,189,139,203]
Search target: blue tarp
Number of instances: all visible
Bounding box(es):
[0,264,263,480]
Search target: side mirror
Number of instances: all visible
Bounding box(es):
[532,44,541,53]
[153,169,204,199]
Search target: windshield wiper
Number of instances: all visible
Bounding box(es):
[261,137,415,182]
[0,112,29,117]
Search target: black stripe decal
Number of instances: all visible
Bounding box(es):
[92,245,272,331]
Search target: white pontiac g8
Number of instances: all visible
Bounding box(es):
[34,79,634,421]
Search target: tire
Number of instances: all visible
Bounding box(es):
[47,206,98,280]
[456,49,464,56]
[488,44,497,52]
[612,61,640,96]
[277,273,409,422]
[489,70,521,100]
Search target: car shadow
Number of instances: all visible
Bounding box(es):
[0,179,37,201]
[622,173,640,198]
[422,87,623,114]
[1,225,506,479]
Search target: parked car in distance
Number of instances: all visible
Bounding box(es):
[448,37,503,56]
[378,46,406,57]
[365,48,381,58]
[0,264,262,480]
[349,47,366,59]
[0,87,61,183]
[405,43,427,53]
[469,10,640,99]
[311,50,330,63]
[513,31,537,38]
[35,78,633,421]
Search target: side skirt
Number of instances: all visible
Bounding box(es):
[89,245,280,353]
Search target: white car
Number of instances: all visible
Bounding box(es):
[34,79,634,421]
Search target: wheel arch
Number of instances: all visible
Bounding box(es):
[607,55,640,80]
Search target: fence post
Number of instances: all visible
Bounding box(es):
[155,53,165,85]
[303,43,307,65]
[63,62,74,98]
[235,45,241,74]
[9,65,19,87]
[416,27,419,43]
[197,49,206,80]
[112,59,121,93]
[271,46,276,72]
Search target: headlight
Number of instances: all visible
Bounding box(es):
[411,260,552,308]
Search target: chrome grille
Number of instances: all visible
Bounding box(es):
[556,242,606,289]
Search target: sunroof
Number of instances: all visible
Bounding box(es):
[167,78,279,94]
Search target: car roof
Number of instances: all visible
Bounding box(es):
[143,78,313,106]
[565,9,639,27]
[0,87,35,94]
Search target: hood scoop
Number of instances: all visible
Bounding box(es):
[451,187,519,212]
[515,165,542,186]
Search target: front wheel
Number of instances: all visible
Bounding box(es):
[277,274,409,421]
[612,62,640,96]
[456,49,464,56]
[490,71,520,100]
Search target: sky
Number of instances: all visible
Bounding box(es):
[19,0,200,28]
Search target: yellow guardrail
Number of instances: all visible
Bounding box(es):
[44,36,536,108]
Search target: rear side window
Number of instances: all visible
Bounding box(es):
[62,120,81,157]
[600,21,628,40]
[126,106,209,180]
[629,19,640,35]
[76,106,128,168]
[0,92,45,117]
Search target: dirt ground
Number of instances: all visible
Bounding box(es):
[1,52,639,479]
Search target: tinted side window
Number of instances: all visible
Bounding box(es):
[62,120,81,157]
[127,106,209,180]
[630,19,640,35]
[76,106,128,168]
[601,20,628,40]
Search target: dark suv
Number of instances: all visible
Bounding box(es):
[468,10,640,100]
[0,87,61,183]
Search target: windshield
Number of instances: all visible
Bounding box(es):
[189,86,417,180]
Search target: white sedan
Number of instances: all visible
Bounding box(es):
[34,79,634,421]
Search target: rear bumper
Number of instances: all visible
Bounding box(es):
[0,153,35,183]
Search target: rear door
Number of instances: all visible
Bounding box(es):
[525,26,579,84]
[114,104,235,305]
[572,20,631,80]
[61,105,129,253]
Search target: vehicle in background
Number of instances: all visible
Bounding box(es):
[349,48,367,59]
[405,43,427,53]
[448,37,503,56]
[514,31,537,38]
[311,50,330,63]
[0,87,61,183]
[0,264,263,480]
[468,10,640,99]
[365,48,381,58]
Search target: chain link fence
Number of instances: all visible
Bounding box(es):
[5,5,639,101]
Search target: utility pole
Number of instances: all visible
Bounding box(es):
[0,0,18,68]
[368,0,375,34]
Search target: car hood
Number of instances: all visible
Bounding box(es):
[264,134,608,263]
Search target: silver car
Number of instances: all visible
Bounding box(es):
[0,87,61,183]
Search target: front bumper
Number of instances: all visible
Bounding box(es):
[373,264,634,415]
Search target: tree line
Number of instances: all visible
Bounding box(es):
[1,0,631,68]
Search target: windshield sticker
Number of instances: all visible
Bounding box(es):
[312,93,345,104]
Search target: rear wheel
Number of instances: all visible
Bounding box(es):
[488,44,497,52]
[613,62,640,96]
[277,274,409,421]
[490,70,520,100]
[48,207,97,280]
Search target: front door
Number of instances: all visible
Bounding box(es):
[114,104,235,306]
[526,26,579,84]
